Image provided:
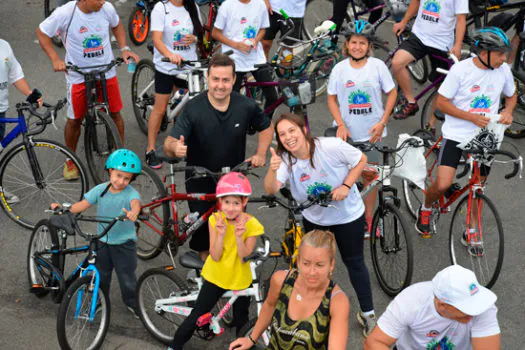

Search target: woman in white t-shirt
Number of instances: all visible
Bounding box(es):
[264,112,378,337]
[145,0,203,169]
[212,0,278,119]
[327,20,396,238]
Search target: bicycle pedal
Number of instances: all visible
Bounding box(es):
[196,312,212,327]
[418,232,433,239]
[30,284,45,293]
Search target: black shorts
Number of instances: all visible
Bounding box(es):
[398,32,449,83]
[264,12,303,44]
[437,138,491,177]
[155,69,189,95]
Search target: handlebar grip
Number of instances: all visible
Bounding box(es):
[161,57,170,62]
[497,150,520,179]
[279,9,290,20]
[242,252,261,263]
[223,50,234,56]
[26,89,42,104]
[138,214,150,221]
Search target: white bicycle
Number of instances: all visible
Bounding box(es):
[136,236,272,346]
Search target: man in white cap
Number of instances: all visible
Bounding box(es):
[364,265,500,349]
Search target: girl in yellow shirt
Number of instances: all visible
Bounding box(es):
[169,172,264,349]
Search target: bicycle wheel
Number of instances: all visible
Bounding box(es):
[0,139,89,229]
[420,89,444,139]
[27,219,61,298]
[408,56,429,85]
[44,0,64,47]
[370,202,413,297]
[57,275,111,350]
[309,50,340,96]
[238,318,271,347]
[214,297,235,328]
[137,267,190,345]
[303,0,344,40]
[402,129,438,220]
[84,110,123,185]
[128,6,150,45]
[504,76,525,138]
[134,167,170,260]
[449,192,504,289]
[131,59,157,135]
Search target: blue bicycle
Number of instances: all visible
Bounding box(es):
[0,94,89,229]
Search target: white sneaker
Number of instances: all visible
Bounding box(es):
[186,269,198,284]
[4,190,20,204]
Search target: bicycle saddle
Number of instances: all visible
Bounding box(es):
[155,146,183,164]
[179,251,204,270]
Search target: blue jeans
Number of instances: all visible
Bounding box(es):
[96,239,138,309]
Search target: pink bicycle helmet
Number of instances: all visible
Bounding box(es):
[216,172,252,197]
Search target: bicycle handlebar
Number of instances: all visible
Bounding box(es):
[17,97,68,136]
[171,161,256,180]
[254,191,333,212]
[457,148,523,180]
[242,236,271,263]
[65,58,124,75]
[348,137,423,154]
[160,50,233,66]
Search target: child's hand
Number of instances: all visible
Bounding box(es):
[235,214,247,238]
[214,211,227,237]
[123,208,138,222]
[50,203,61,210]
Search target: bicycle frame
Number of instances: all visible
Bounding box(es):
[467,1,525,28]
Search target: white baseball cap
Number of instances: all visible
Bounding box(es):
[432,265,497,316]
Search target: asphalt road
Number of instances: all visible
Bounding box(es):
[0,0,524,349]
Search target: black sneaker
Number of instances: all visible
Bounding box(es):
[145,150,162,169]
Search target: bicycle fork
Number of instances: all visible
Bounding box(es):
[77,263,101,322]
[24,136,46,189]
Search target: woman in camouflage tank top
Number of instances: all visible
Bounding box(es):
[229,230,350,350]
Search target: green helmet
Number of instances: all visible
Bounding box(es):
[105,149,142,174]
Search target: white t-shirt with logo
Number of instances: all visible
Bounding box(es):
[269,0,307,18]
[412,0,469,52]
[150,1,201,75]
[439,58,515,143]
[39,2,119,84]
[378,282,500,350]
[275,137,365,226]
[214,0,269,72]
[0,40,24,113]
[327,57,395,142]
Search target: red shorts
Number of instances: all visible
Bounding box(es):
[67,76,123,120]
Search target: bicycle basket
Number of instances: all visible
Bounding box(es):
[278,75,316,107]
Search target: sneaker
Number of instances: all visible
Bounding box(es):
[424,123,436,137]
[415,207,432,238]
[3,190,20,204]
[461,231,484,257]
[393,101,419,120]
[127,306,140,319]
[357,311,377,338]
[186,269,198,285]
[145,150,162,169]
[63,159,80,181]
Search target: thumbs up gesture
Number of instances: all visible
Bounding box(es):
[175,135,188,158]
[269,147,282,172]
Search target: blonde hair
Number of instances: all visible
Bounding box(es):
[298,230,336,261]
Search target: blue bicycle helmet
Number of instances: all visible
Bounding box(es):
[346,20,375,41]
[105,149,142,174]
[471,27,510,53]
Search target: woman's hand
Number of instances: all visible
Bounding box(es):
[336,124,351,142]
[368,122,385,143]
[214,211,227,237]
[229,337,254,350]
[269,147,282,172]
[168,53,183,65]
[182,34,197,46]
[236,41,253,55]
[331,185,350,201]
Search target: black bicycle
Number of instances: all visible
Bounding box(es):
[0,94,89,229]
[66,59,124,184]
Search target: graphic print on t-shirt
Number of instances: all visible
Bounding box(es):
[421,0,441,23]
[468,94,492,115]
[243,25,257,39]
[306,182,332,197]
[348,89,372,115]
[83,35,104,58]
[426,335,455,349]
[172,19,192,51]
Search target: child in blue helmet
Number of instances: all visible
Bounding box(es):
[51,149,142,317]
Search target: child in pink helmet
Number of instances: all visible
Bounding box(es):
[169,172,264,349]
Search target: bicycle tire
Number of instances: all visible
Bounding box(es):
[84,110,123,185]
[401,129,438,220]
[134,166,170,260]
[238,317,271,347]
[137,267,190,345]
[370,201,413,297]
[504,76,525,138]
[128,6,150,46]
[309,50,341,96]
[420,89,444,139]
[0,139,89,229]
[408,56,429,84]
[449,192,504,289]
[44,0,64,47]
[27,219,61,298]
[303,0,343,41]
[131,58,157,135]
[57,275,111,350]
[214,297,235,328]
